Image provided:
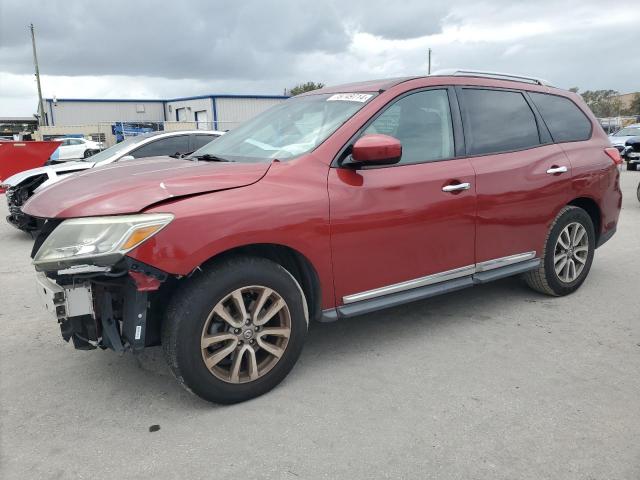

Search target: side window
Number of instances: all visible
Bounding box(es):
[130,135,190,159]
[192,134,217,151]
[460,89,540,155]
[364,89,454,164]
[529,92,592,142]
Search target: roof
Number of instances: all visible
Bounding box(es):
[305,77,417,95]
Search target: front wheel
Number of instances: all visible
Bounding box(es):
[524,206,595,296]
[162,256,308,404]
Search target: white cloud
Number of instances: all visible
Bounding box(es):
[2,0,639,115]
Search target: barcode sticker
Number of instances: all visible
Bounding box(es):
[327,93,373,103]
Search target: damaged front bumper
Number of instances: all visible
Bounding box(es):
[35,260,169,352]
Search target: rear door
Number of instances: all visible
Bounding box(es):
[329,88,477,306]
[456,87,573,266]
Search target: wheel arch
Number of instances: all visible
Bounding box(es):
[199,243,323,322]
[567,197,601,242]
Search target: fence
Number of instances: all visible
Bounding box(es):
[35,121,238,148]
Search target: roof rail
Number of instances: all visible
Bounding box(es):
[430,69,553,87]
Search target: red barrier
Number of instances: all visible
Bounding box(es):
[0,141,61,193]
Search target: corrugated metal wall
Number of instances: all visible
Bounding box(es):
[215,97,285,130]
[49,101,165,126]
[164,98,211,122]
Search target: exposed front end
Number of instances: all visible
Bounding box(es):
[31,214,174,352]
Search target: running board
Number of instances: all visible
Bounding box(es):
[321,258,540,321]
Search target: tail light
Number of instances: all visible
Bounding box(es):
[604,147,623,166]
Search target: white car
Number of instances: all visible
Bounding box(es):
[51,137,104,161]
[2,130,223,231]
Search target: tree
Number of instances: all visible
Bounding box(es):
[288,82,325,96]
[577,89,622,118]
[623,93,640,116]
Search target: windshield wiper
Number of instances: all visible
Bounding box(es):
[190,153,234,162]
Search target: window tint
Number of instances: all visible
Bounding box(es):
[529,92,592,142]
[460,89,540,155]
[364,89,454,164]
[130,135,190,159]
[192,134,216,150]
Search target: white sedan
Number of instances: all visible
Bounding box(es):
[51,137,104,161]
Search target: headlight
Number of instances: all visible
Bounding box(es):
[33,213,173,271]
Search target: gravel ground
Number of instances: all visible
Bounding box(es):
[1,170,639,480]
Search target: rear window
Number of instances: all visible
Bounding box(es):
[460,89,540,155]
[529,92,592,143]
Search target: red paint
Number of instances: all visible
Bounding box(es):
[352,134,402,163]
[22,157,271,218]
[0,141,61,191]
[129,271,162,291]
[24,76,621,311]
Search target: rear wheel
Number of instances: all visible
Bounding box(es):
[524,206,595,296]
[162,256,308,404]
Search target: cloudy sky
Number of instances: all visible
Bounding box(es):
[1,0,638,116]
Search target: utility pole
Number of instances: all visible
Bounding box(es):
[30,23,46,126]
[427,48,432,75]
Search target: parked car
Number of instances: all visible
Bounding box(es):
[23,71,622,404]
[2,130,223,231]
[624,137,640,171]
[609,123,640,167]
[51,137,104,161]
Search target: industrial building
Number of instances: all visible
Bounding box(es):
[38,93,289,145]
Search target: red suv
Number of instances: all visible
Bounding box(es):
[25,71,622,404]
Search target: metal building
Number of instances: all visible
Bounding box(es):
[44,94,289,131]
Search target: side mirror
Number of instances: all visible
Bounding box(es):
[351,134,402,166]
[119,155,135,161]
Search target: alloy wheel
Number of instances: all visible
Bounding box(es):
[201,285,291,384]
[553,222,589,283]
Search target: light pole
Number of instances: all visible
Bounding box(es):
[30,23,46,126]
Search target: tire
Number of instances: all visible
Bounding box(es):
[162,256,308,404]
[636,182,640,203]
[83,149,96,158]
[524,206,595,296]
[627,162,637,171]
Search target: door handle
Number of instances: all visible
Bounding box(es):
[546,166,568,174]
[442,182,471,192]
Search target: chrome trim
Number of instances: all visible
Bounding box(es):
[342,264,475,304]
[475,251,536,272]
[430,69,553,86]
[442,182,471,192]
[546,166,568,174]
[342,251,538,304]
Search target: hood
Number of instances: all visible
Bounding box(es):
[2,161,94,187]
[22,157,271,218]
[609,135,635,147]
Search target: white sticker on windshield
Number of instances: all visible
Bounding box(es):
[327,93,373,103]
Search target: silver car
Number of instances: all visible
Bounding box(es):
[2,130,223,231]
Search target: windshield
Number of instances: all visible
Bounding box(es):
[188,92,376,162]
[82,135,152,163]
[613,127,640,137]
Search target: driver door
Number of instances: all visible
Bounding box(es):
[328,88,477,307]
